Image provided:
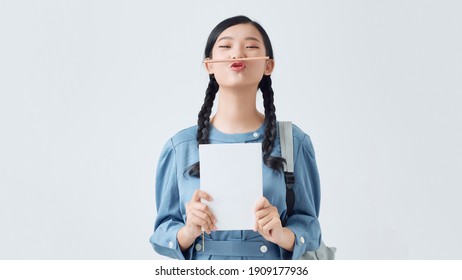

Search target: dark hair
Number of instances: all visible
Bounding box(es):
[188,15,285,177]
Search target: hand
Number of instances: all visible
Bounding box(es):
[184,190,217,238]
[254,197,284,244]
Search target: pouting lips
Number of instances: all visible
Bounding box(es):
[230,61,246,70]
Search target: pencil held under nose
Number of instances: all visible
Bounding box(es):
[203,56,270,63]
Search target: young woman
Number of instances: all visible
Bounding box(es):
[150,15,322,260]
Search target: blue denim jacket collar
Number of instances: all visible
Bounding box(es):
[208,122,265,143]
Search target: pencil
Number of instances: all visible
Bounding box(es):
[203,56,270,63]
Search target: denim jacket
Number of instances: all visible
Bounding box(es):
[150,122,321,259]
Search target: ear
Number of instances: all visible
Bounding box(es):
[264,59,275,75]
[204,58,214,74]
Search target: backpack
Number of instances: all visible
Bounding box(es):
[278,121,337,260]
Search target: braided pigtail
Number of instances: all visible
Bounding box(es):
[188,74,219,177]
[259,75,286,171]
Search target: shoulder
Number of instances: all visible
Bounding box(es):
[277,121,314,146]
[158,125,197,158]
[291,123,310,143]
[290,123,316,159]
[169,125,198,148]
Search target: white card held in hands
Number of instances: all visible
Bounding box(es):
[199,143,263,231]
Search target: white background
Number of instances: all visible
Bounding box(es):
[0,0,461,259]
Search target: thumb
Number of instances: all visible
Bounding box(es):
[254,196,270,211]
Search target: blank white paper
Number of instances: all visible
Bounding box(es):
[199,143,263,231]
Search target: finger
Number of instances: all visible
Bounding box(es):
[254,196,265,211]
[257,227,271,238]
[255,208,275,232]
[258,218,276,236]
[257,212,275,230]
[254,196,270,212]
[189,208,214,228]
[255,204,276,231]
[254,204,267,231]
[186,205,217,232]
[190,206,216,228]
[254,214,259,232]
[262,217,281,235]
[190,202,217,224]
[255,207,273,220]
[256,204,279,219]
[189,210,214,234]
[192,189,214,202]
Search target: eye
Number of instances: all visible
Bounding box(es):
[246,46,260,49]
[218,45,231,48]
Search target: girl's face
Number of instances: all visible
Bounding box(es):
[205,23,274,89]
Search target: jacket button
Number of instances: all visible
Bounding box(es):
[300,237,305,244]
[195,243,202,251]
[260,245,268,253]
[253,132,259,138]
[168,241,174,248]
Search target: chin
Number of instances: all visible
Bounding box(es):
[216,77,262,89]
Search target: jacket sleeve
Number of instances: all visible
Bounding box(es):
[281,134,322,260]
[149,139,194,260]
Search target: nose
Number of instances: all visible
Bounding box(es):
[231,47,245,59]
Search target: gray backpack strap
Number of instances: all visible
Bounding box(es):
[279,121,294,172]
[278,121,337,260]
[279,121,296,222]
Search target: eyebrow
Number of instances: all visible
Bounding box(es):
[217,36,261,43]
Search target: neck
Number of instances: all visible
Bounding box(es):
[211,85,265,134]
